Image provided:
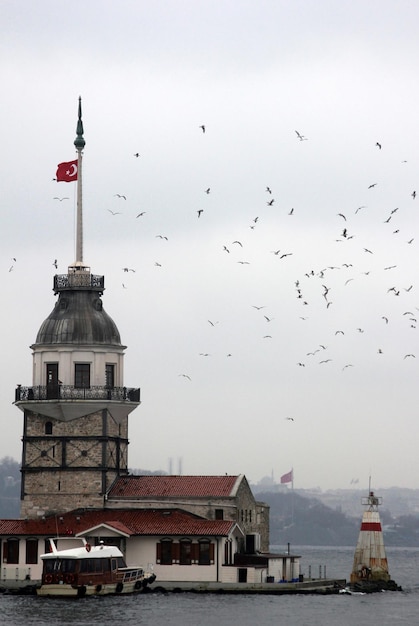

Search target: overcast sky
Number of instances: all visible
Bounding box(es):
[1,0,419,491]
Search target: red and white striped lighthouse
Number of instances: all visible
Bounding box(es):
[350,490,390,584]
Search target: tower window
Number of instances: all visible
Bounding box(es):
[75,364,90,388]
[45,422,53,435]
[105,364,115,388]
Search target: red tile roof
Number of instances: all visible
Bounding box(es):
[0,509,235,538]
[108,475,240,498]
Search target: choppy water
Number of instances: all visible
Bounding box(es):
[2,546,418,625]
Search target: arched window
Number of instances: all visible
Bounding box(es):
[198,539,213,565]
[179,539,192,565]
[45,422,53,435]
[157,538,173,565]
[25,538,38,564]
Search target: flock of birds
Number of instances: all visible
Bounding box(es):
[7,126,418,394]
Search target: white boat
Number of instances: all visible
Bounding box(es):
[37,538,156,597]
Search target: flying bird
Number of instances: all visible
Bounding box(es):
[266,186,272,194]
[197,209,203,218]
[114,194,127,200]
[252,305,265,310]
[107,209,121,215]
[156,235,168,240]
[136,212,146,218]
[267,199,275,206]
[208,320,219,326]
[179,374,191,380]
[376,142,382,149]
[285,417,294,421]
[122,268,135,272]
[53,259,58,269]
[412,191,416,199]
[295,130,308,141]
[232,241,243,247]
[199,125,205,133]
[368,183,377,189]
[133,153,140,158]
[205,188,210,194]
[53,197,69,201]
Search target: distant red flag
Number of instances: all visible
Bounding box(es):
[280,469,293,484]
[56,160,78,182]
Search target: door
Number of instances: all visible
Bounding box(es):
[46,363,59,399]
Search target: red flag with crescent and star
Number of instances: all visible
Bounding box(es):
[56,159,78,182]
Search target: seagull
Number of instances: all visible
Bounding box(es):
[122,267,135,272]
[136,212,146,218]
[134,153,140,158]
[199,125,205,133]
[156,235,168,240]
[264,316,274,322]
[412,191,416,199]
[343,364,354,370]
[285,417,294,421]
[376,142,382,149]
[108,209,121,215]
[364,248,373,254]
[53,259,58,269]
[404,354,415,359]
[197,209,203,218]
[337,213,346,221]
[179,374,191,380]
[266,186,272,194]
[155,262,162,267]
[205,188,210,194]
[53,197,69,201]
[114,194,127,200]
[208,320,219,326]
[232,241,243,247]
[267,199,275,206]
[368,183,377,189]
[223,246,230,253]
[252,305,265,310]
[288,208,294,215]
[295,130,307,141]
[382,316,389,324]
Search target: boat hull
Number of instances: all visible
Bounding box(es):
[37,576,155,597]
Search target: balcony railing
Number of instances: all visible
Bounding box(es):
[15,385,140,403]
[53,273,105,293]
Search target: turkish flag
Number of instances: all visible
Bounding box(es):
[56,160,78,182]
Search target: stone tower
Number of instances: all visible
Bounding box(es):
[14,100,140,518]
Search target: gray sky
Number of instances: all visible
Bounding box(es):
[1,0,419,490]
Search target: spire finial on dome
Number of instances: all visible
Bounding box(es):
[74,96,85,150]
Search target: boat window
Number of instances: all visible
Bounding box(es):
[44,558,76,574]
[79,558,103,573]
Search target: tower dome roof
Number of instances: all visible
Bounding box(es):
[34,285,122,347]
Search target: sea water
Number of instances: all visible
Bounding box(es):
[1,546,418,625]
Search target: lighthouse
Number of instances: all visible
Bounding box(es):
[14,99,141,519]
[350,490,400,591]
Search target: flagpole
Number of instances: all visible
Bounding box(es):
[74,96,85,265]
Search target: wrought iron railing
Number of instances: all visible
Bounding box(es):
[53,273,105,292]
[15,385,140,403]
